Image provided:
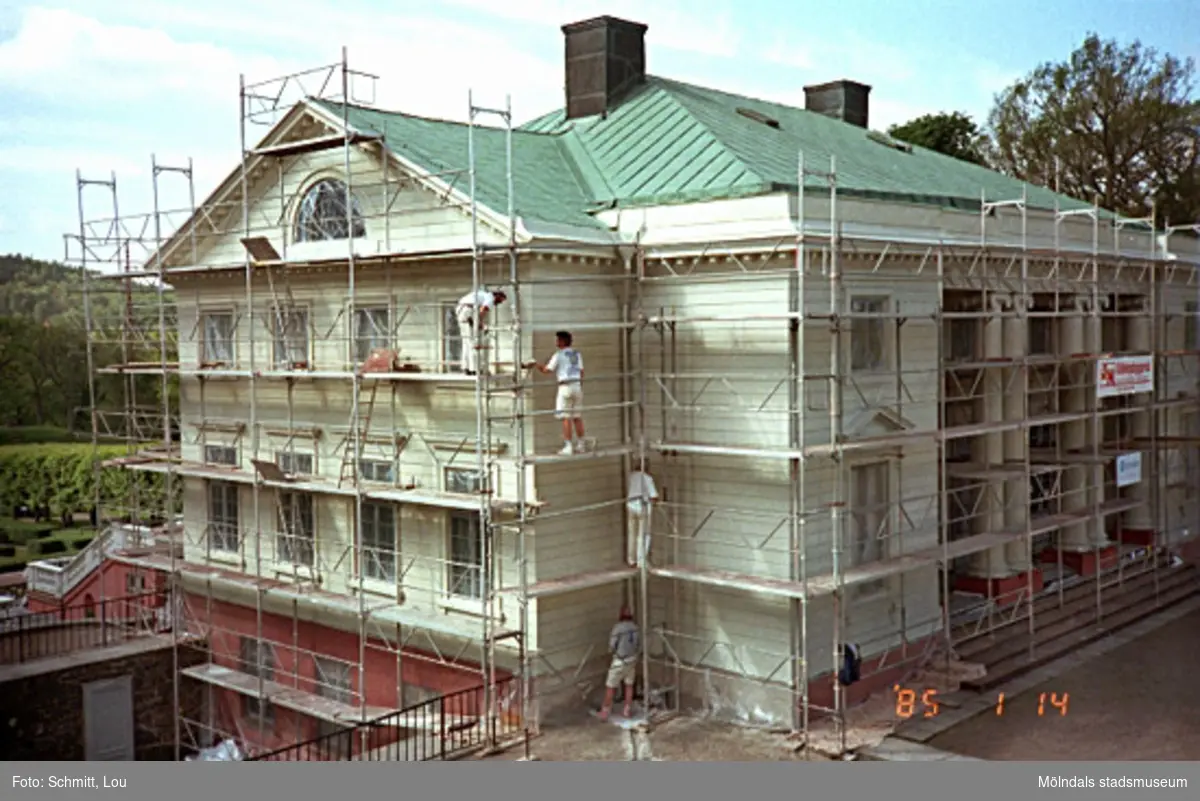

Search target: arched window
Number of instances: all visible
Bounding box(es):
[294,178,367,243]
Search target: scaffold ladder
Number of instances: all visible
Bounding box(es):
[338,381,379,487]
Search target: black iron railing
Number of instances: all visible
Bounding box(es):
[0,590,169,664]
[251,675,524,761]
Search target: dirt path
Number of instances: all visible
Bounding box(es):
[929,607,1200,760]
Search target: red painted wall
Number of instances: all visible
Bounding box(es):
[187,594,505,752]
[26,558,167,616]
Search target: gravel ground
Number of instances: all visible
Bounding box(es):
[484,713,828,762]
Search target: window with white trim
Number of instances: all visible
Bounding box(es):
[442,302,463,373]
[448,511,483,599]
[353,305,390,363]
[204,444,238,466]
[849,461,890,599]
[200,311,235,364]
[271,306,310,368]
[239,636,275,724]
[850,296,888,372]
[361,501,397,582]
[294,179,367,242]
[277,491,315,567]
[358,458,394,483]
[313,655,354,757]
[276,450,314,477]
[445,466,483,494]
[207,481,240,553]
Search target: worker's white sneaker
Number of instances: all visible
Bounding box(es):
[558,442,575,456]
[574,440,588,453]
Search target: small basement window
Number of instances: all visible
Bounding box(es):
[736,107,781,129]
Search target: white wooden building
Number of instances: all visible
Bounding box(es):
[88,14,1200,753]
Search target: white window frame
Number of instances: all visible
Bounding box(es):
[314,655,355,758]
[444,465,483,495]
[352,304,391,364]
[270,304,311,369]
[360,501,397,583]
[293,178,367,244]
[239,636,275,724]
[276,449,315,477]
[848,459,893,602]
[448,510,483,600]
[358,457,395,484]
[203,444,239,467]
[849,295,890,373]
[277,491,315,568]
[441,301,464,374]
[207,481,240,553]
[199,308,236,365]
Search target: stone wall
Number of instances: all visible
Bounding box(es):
[0,637,205,760]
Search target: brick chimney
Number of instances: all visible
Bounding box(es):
[803,80,872,128]
[562,16,648,120]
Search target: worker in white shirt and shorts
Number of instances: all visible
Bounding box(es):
[534,330,585,455]
[454,288,507,375]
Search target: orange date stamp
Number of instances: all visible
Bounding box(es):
[893,685,1069,718]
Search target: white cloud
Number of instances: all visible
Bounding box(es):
[0,7,287,107]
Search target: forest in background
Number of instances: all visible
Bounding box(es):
[0,253,175,433]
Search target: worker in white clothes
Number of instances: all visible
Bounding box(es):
[533,330,585,455]
[454,288,507,375]
[598,605,640,721]
[626,460,659,566]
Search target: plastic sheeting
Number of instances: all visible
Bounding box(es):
[186,739,244,761]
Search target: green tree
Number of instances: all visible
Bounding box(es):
[988,34,1200,223]
[888,112,988,165]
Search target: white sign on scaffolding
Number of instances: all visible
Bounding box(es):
[1096,355,1154,398]
[1116,452,1142,488]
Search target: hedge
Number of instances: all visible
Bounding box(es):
[28,538,68,556]
[0,443,168,519]
[0,519,56,545]
[0,544,14,558]
[0,426,87,447]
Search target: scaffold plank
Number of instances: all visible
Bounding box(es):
[506,567,638,599]
[181,663,394,722]
[251,132,382,158]
[120,553,514,642]
[523,444,632,465]
[947,462,1062,479]
[113,455,532,510]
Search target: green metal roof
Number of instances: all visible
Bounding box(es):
[316,75,1107,234]
[312,99,604,230]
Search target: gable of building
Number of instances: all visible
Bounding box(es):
[156,102,524,271]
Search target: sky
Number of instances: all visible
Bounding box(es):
[0,0,1196,262]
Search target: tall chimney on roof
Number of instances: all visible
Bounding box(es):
[562,16,648,120]
[803,80,872,128]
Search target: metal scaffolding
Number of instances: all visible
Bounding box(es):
[67,50,1200,761]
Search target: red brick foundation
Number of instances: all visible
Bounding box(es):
[805,633,941,713]
[953,569,1044,606]
[1120,528,1156,547]
[1038,545,1118,577]
[1176,538,1200,565]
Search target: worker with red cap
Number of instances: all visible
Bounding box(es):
[599,604,640,720]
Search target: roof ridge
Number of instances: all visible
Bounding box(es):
[312,97,560,138]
